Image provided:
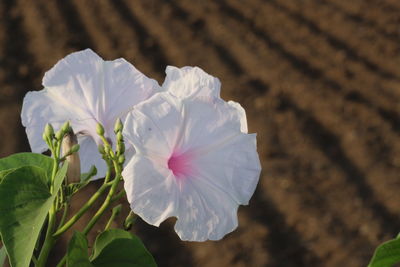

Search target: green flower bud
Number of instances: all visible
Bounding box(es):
[104,146,110,155]
[114,118,123,133]
[96,123,105,136]
[61,121,71,134]
[117,143,125,154]
[44,123,54,139]
[118,154,125,165]
[55,130,64,140]
[124,211,137,230]
[98,144,105,155]
[116,131,123,143]
[70,144,80,153]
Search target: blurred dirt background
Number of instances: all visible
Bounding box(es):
[1,0,400,266]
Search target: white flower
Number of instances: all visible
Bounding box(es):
[21,49,159,178]
[122,91,261,241]
[162,66,221,98]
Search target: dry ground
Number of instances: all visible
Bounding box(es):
[1,0,400,266]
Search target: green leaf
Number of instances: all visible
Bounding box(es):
[91,229,157,267]
[67,229,156,267]
[369,236,400,267]
[0,245,7,267]
[67,232,92,267]
[0,163,68,267]
[0,153,53,182]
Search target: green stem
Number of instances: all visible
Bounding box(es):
[83,172,121,235]
[55,170,122,267]
[104,164,113,183]
[104,206,119,231]
[36,158,59,267]
[36,207,57,267]
[111,189,125,203]
[53,182,110,238]
[57,204,69,231]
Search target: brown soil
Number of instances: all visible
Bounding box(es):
[1,0,400,266]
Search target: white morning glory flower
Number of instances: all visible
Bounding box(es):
[21,49,159,178]
[122,91,261,241]
[161,66,221,98]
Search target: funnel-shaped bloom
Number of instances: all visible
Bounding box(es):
[122,92,261,241]
[21,49,159,178]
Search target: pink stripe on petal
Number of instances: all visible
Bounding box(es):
[168,151,195,179]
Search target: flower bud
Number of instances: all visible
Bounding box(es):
[104,146,110,155]
[70,144,80,154]
[98,144,105,155]
[61,121,71,134]
[118,154,125,165]
[55,130,64,141]
[44,123,54,139]
[96,123,105,136]
[114,118,123,133]
[117,143,125,154]
[116,132,123,143]
[62,132,81,183]
[124,211,137,230]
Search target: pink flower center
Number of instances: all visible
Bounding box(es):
[168,152,194,179]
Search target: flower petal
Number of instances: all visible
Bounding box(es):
[122,156,179,226]
[174,177,238,241]
[21,89,96,152]
[42,48,160,138]
[123,93,183,158]
[227,101,248,133]
[162,66,221,98]
[193,133,261,205]
[174,96,246,154]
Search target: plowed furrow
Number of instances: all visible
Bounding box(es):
[108,0,171,78]
[222,0,400,117]
[274,84,400,217]
[0,0,40,155]
[121,1,188,66]
[123,0,252,98]
[271,0,400,80]
[51,1,95,50]
[215,0,400,134]
[69,0,116,58]
[325,0,400,40]
[380,0,400,10]
[78,1,154,75]
[35,0,80,54]
[253,98,374,266]
[17,0,65,70]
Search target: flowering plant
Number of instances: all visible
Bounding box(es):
[0,49,261,267]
